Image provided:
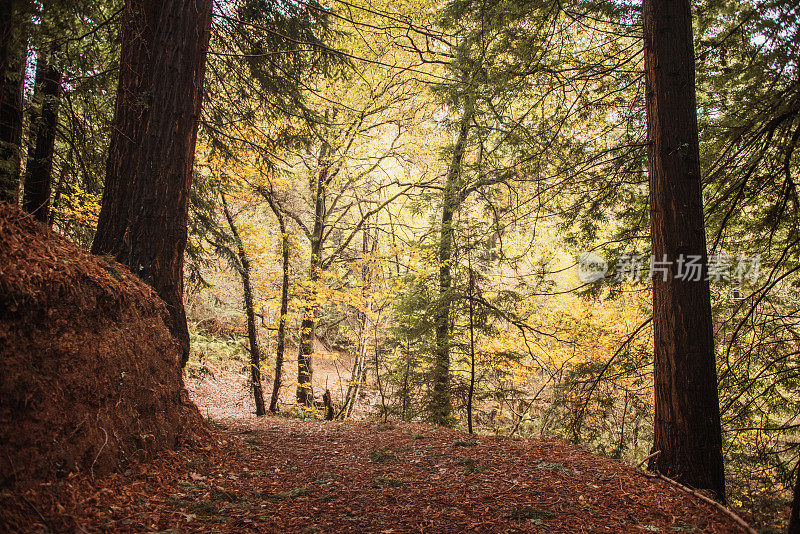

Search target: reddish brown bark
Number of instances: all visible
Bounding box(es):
[23,50,62,223]
[790,459,800,533]
[643,0,726,501]
[92,0,213,366]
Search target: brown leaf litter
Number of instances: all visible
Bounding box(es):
[0,365,754,533]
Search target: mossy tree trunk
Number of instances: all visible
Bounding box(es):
[264,191,290,414]
[431,98,473,427]
[222,193,266,416]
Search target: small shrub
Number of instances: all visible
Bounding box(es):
[373,477,408,487]
[178,481,204,492]
[167,496,191,508]
[190,501,220,515]
[457,458,490,475]
[210,489,238,502]
[509,505,555,521]
[267,486,308,499]
[315,472,339,484]
[670,522,700,533]
[529,459,569,473]
[369,450,397,463]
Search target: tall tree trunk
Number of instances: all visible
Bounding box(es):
[789,458,800,534]
[23,49,62,222]
[91,0,213,367]
[432,101,472,427]
[644,0,726,501]
[466,259,475,435]
[222,193,266,416]
[296,141,330,406]
[0,1,26,205]
[265,192,289,413]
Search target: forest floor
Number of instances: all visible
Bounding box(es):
[1,366,753,533]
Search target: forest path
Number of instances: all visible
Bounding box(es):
[3,367,748,533]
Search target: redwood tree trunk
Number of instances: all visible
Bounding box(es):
[790,459,800,533]
[91,0,213,366]
[23,50,62,222]
[644,0,726,501]
[0,1,26,205]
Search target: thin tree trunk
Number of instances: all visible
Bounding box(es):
[91,0,213,367]
[616,390,629,460]
[401,338,412,420]
[222,193,266,416]
[341,226,376,418]
[341,313,368,419]
[644,0,726,502]
[432,100,472,427]
[23,48,62,222]
[47,151,70,227]
[0,1,26,204]
[374,315,387,423]
[265,192,289,413]
[467,259,475,435]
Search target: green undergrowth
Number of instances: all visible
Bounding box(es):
[186,327,248,375]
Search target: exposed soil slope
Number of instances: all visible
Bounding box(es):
[0,365,752,533]
[0,204,202,486]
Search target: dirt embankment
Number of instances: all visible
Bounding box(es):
[0,204,203,487]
